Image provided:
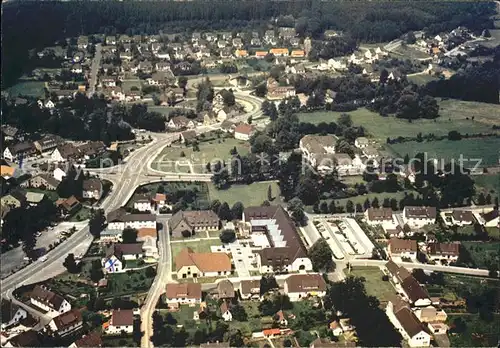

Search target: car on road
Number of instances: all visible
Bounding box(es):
[39,256,47,262]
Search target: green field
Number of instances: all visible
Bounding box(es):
[347,267,397,305]
[408,73,439,85]
[388,137,500,167]
[208,181,281,207]
[298,100,499,140]
[7,81,46,98]
[393,45,432,60]
[148,106,177,116]
[152,137,251,173]
[122,79,142,93]
[474,174,499,195]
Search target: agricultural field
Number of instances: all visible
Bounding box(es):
[298,99,499,141]
[388,137,500,167]
[208,181,281,207]
[151,136,251,173]
[347,266,397,305]
[7,81,46,98]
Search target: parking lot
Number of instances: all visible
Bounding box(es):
[211,241,259,277]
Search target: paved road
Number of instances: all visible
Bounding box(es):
[87,43,102,97]
[141,216,173,348]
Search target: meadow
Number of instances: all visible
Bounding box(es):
[7,81,46,98]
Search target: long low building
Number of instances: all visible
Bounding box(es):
[242,205,313,273]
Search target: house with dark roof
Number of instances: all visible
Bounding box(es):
[103,243,144,273]
[104,309,134,335]
[215,279,235,300]
[164,283,202,307]
[3,142,36,162]
[284,274,327,301]
[34,135,62,154]
[29,285,71,314]
[242,205,312,273]
[388,238,418,260]
[220,300,233,321]
[364,207,394,225]
[1,299,27,330]
[107,208,156,230]
[51,143,81,162]
[386,298,431,347]
[478,209,499,228]
[427,242,460,262]
[180,130,197,144]
[239,279,261,300]
[450,210,474,226]
[4,329,41,347]
[57,196,82,216]
[82,178,103,200]
[175,248,232,279]
[403,206,437,228]
[47,309,83,337]
[69,332,102,348]
[169,210,220,238]
[20,173,60,191]
[386,261,431,307]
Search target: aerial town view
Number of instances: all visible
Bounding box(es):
[0,0,499,347]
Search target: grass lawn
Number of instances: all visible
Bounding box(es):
[387,137,500,167]
[122,80,142,93]
[105,267,155,298]
[393,45,432,60]
[26,188,59,202]
[346,266,397,305]
[148,106,177,116]
[408,73,438,85]
[7,81,46,98]
[461,242,500,269]
[170,239,222,269]
[298,100,498,141]
[208,181,281,207]
[70,206,92,222]
[152,137,251,173]
[448,314,500,347]
[474,174,499,195]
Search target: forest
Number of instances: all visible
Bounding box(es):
[2,0,495,87]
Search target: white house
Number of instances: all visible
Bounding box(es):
[104,309,134,335]
[388,238,418,260]
[30,285,71,315]
[450,210,474,226]
[403,206,437,228]
[132,195,152,212]
[53,168,67,182]
[234,124,255,141]
[82,179,103,200]
[107,209,156,230]
[299,135,336,168]
[137,227,159,262]
[477,209,499,227]
[283,274,327,302]
[239,280,261,300]
[386,300,431,347]
[103,243,144,273]
[103,255,124,273]
[1,300,28,330]
[354,137,369,149]
[164,283,202,306]
[47,310,83,337]
[220,301,233,322]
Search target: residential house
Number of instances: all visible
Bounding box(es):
[450,210,474,226]
[99,229,123,244]
[57,196,82,216]
[33,136,61,154]
[104,309,134,335]
[386,262,431,307]
[4,330,41,348]
[250,37,262,46]
[20,174,60,191]
[169,210,220,238]
[0,165,16,180]
[299,135,336,172]
[255,51,268,59]
[478,209,499,227]
[101,78,116,88]
[175,248,232,279]
[403,206,437,228]
[3,142,37,162]
[283,274,327,302]
[216,280,235,300]
[269,48,289,57]
[243,205,313,273]
[105,36,116,45]
[290,38,300,47]
[103,243,144,273]
[275,310,289,327]
[290,50,305,58]
[413,306,448,323]
[267,85,296,100]
[164,283,202,307]
[234,124,255,141]
[220,119,239,134]
[427,242,460,262]
[167,116,195,130]
[29,285,71,315]
[25,192,45,206]
[354,137,369,149]
[1,191,27,208]
[53,167,67,182]
[232,38,243,49]
[152,193,171,210]
[388,238,418,260]
[155,62,172,72]
[106,208,156,230]
[234,49,249,58]
[82,178,103,200]
[264,30,277,45]
[51,143,81,162]
[69,333,103,348]
[192,32,202,43]
[386,299,431,347]
[47,309,83,337]
[220,301,232,321]
[147,71,171,86]
[388,70,403,81]
[180,130,197,144]
[1,300,28,330]
[77,36,88,49]
[136,228,158,262]
[239,280,261,300]
[133,194,153,212]
[365,207,395,226]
